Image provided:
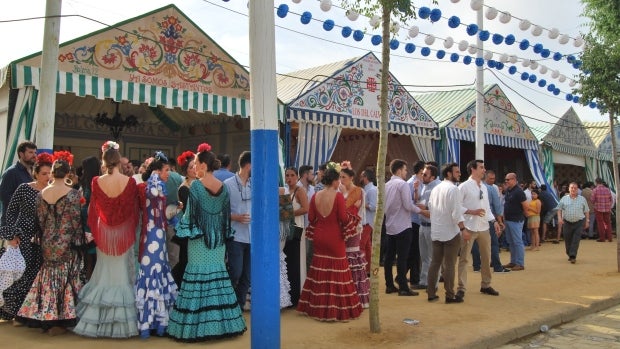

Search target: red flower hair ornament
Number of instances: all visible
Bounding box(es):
[36,152,54,165]
[177,151,195,168]
[197,143,212,153]
[101,140,120,153]
[52,150,74,166]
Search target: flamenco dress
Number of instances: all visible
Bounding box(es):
[73,177,140,337]
[0,183,43,321]
[135,173,178,338]
[343,187,370,308]
[297,192,362,322]
[17,190,84,330]
[167,180,246,341]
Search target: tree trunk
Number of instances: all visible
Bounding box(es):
[610,112,620,272]
[368,5,392,334]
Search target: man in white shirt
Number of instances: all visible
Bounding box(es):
[456,160,501,300]
[426,163,468,304]
[361,169,377,275]
[384,159,424,296]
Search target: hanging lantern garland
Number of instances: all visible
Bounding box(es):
[277,1,591,106]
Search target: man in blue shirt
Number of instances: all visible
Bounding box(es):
[214,153,235,182]
[0,141,37,225]
[224,151,252,309]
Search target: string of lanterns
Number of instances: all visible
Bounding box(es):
[275,2,597,108]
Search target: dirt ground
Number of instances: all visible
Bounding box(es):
[2,238,620,349]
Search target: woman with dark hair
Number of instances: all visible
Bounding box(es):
[171,150,196,286]
[0,153,51,324]
[73,141,140,338]
[297,162,362,322]
[135,151,178,338]
[283,167,308,306]
[78,156,101,282]
[167,143,246,341]
[18,152,84,336]
[339,163,369,308]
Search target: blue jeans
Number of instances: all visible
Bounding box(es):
[472,222,503,271]
[227,240,251,308]
[505,220,525,267]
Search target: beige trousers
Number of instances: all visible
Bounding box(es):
[458,229,492,292]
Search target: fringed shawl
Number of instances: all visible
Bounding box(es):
[176,180,233,249]
[88,177,139,256]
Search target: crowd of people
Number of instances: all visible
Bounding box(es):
[0,139,616,340]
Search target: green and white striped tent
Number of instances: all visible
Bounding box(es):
[0,4,286,174]
[529,107,598,188]
[585,121,618,192]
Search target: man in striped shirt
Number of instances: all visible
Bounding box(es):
[556,182,589,264]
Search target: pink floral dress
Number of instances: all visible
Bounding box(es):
[17,189,84,329]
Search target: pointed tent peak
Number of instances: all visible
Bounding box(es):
[281,52,438,137]
[277,56,362,104]
[536,106,597,157]
[14,4,250,99]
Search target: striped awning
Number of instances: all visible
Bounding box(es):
[446,127,538,150]
[288,108,440,139]
[12,64,298,122]
[544,141,597,158]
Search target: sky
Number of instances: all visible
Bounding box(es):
[0,0,607,129]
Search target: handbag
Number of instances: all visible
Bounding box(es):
[0,245,26,307]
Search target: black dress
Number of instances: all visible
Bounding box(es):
[0,183,43,320]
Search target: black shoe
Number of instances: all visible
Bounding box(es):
[456,290,465,299]
[494,268,511,273]
[385,285,399,294]
[427,295,439,302]
[446,296,464,304]
[480,287,500,296]
[569,257,576,264]
[412,284,428,290]
[398,289,419,296]
[473,269,480,273]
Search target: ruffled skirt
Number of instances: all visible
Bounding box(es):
[167,240,246,342]
[73,249,138,337]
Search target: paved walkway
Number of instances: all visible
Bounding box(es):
[1,237,619,348]
[500,302,620,348]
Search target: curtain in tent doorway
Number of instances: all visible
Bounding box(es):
[525,148,556,200]
[585,157,598,183]
[541,146,555,192]
[1,86,38,173]
[598,160,615,193]
[294,123,341,170]
[446,137,460,165]
[411,136,435,162]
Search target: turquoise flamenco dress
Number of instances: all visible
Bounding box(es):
[167,180,246,342]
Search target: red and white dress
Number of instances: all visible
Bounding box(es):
[297,192,362,322]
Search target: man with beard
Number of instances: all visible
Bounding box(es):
[426,163,468,304]
[0,141,37,225]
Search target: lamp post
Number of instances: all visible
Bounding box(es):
[94,101,138,141]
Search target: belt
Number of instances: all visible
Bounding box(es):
[420,222,431,227]
[564,219,583,224]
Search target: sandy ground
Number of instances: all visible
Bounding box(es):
[2,238,620,349]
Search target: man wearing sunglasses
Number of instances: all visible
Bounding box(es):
[456,160,501,299]
[502,173,528,271]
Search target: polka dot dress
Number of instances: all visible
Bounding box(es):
[0,183,43,320]
[135,173,178,338]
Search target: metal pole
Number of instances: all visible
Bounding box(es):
[35,0,62,154]
[475,1,485,161]
[248,1,280,348]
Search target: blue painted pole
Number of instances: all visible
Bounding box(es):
[249,1,280,348]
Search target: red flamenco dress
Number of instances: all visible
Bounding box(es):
[297,192,362,322]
